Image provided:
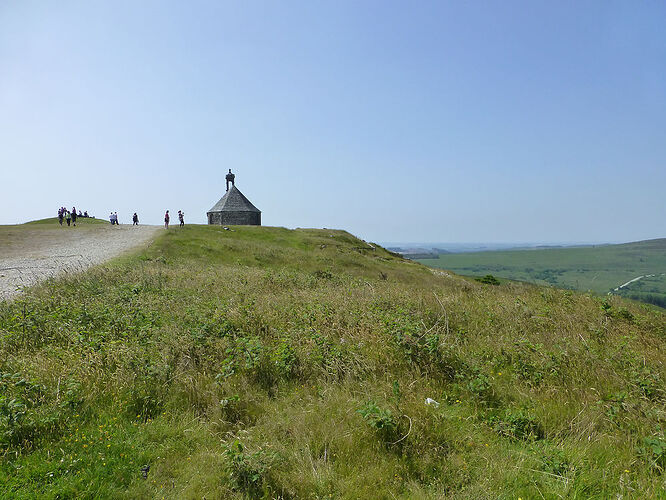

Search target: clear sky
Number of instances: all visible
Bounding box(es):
[1,1,664,243]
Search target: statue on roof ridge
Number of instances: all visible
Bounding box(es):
[225,169,235,191]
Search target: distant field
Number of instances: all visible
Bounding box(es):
[417,239,666,308]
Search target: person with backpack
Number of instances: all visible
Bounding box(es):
[133,213,139,225]
[164,210,170,229]
[71,207,77,226]
[178,210,184,227]
[58,208,64,226]
[65,210,72,227]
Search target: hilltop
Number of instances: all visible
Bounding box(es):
[1,224,665,498]
[417,238,666,309]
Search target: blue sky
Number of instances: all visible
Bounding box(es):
[1,1,664,243]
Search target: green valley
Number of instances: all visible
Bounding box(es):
[417,239,666,308]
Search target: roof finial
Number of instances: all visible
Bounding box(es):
[225,169,235,191]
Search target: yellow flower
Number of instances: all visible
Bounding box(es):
[498,372,502,376]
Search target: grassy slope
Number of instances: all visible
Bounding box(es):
[1,225,665,499]
[22,217,108,227]
[416,239,666,306]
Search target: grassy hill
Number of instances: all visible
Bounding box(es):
[1,225,665,498]
[22,217,108,227]
[416,239,666,308]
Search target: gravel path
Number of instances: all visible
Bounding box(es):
[0,224,160,301]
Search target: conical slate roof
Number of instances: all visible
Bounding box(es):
[207,185,261,213]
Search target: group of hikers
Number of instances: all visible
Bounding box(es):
[164,210,185,229]
[57,206,90,226]
[57,207,185,228]
[111,210,185,228]
[110,212,142,225]
[107,210,185,228]
[109,210,185,229]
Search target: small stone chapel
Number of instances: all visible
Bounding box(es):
[207,170,262,226]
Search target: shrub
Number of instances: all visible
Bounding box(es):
[630,365,664,400]
[383,308,461,378]
[640,437,666,473]
[489,408,543,441]
[223,440,275,496]
[615,308,635,322]
[272,337,299,379]
[357,400,399,443]
[466,371,492,400]
[476,275,500,286]
[539,447,573,476]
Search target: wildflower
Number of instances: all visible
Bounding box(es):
[497,372,502,376]
[625,469,630,473]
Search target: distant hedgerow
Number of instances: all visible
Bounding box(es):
[476,275,500,286]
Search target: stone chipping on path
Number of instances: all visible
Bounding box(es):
[0,224,161,301]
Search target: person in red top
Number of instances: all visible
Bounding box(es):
[164,210,170,229]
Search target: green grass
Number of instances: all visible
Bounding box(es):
[22,216,108,227]
[417,239,666,308]
[1,224,665,498]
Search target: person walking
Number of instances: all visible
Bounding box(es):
[58,208,64,226]
[109,212,114,225]
[178,210,184,227]
[164,210,170,229]
[71,207,77,226]
[114,212,119,225]
[65,210,71,227]
[132,213,139,225]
